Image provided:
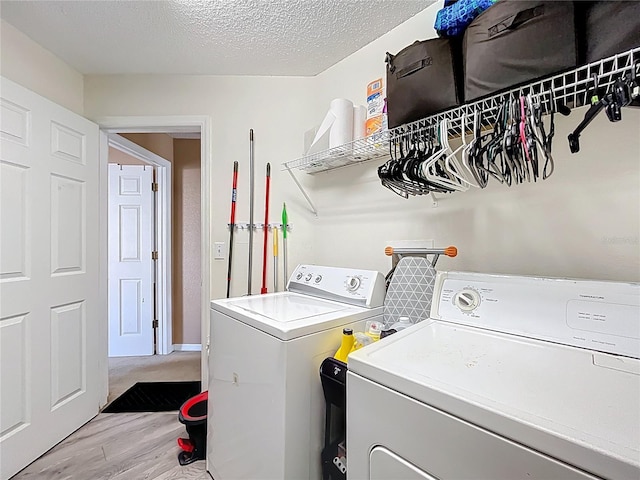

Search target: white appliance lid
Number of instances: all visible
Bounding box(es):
[348,320,640,479]
[229,294,351,322]
[212,292,380,340]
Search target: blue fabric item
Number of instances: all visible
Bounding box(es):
[435,0,496,37]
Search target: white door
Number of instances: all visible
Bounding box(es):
[0,77,100,479]
[108,164,154,356]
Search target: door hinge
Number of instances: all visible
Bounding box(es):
[152,251,158,260]
[152,319,159,329]
[152,182,159,192]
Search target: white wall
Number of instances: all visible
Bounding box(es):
[307,2,640,282]
[84,75,319,300]
[0,20,84,114]
[8,0,637,289]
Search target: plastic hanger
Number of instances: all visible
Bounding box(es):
[442,113,478,190]
[467,109,491,188]
[462,110,484,188]
[421,119,465,192]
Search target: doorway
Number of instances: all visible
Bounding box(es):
[98,115,212,407]
[107,134,171,357]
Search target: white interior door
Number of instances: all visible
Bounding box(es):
[108,164,154,357]
[0,76,100,479]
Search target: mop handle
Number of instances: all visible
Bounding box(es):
[226,161,239,298]
[248,129,254,295]
[273,226,278,292]
[282,203,288,284]
[261,163,271,294]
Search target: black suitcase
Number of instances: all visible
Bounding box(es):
[385,38,463,129]
[577,1,640,63]
[463,1,578,102]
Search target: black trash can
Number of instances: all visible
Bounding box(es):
[320,357,348,480]
[177,390,208,465]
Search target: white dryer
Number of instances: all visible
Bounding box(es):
[207,264,385,480]
[347,271,640,480]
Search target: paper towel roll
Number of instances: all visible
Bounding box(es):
[328,99,353,147]
[353,105,367,141]
[309,98,354,150]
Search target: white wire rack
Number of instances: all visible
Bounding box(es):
[283,47,639,213]
[391,47,639,140]
[283,130,391,173]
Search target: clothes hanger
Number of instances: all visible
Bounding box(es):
[491,98,513,186]
[524,94,541,182]
[568,72,613,153]
[528,92,555,180]
[467,109,491,188]
[422,119,465,192]
[518,94,535,181]
[504,94,526,184]
[442,113,478,190]
[475,101,507,185]
[541,90,556,179]
[461,110,484,188]
[499,95,521,185]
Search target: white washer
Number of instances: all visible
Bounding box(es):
[347,271,640,480]
[207,264,385,480]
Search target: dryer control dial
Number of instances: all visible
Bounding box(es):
[345,276,361,292]
[454,289,481,312]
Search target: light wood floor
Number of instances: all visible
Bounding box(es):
[13,352,209,480]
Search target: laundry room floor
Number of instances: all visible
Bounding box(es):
[13,352,209,479]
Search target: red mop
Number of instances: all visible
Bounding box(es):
[260,163,271,294]
[226,161,238,298]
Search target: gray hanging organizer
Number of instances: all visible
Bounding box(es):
[383,256,437,328]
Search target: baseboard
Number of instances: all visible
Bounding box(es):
[172,343,202,352]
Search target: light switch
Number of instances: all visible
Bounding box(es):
[214,242,225,260]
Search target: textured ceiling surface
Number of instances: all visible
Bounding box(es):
[0,0,433,76]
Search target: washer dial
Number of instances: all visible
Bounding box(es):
[345,276,361,292]
[454,289,481,312]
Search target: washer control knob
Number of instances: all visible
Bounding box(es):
[305,274,313,282]
[296,272,303,280]
[454,289,481,311]
[345,276,361,292]
[314,275,322,284]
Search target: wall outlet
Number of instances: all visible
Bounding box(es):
[214,242,225,260]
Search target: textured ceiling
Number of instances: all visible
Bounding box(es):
[0,0,434,76]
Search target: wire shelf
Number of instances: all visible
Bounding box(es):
[391,47,639,140]
[282,47,639,176]
[283,130,391,174]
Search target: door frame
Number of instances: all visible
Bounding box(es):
[96,115,212,407]
[107,133,172,356]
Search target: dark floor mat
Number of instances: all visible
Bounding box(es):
[103,381,201,413]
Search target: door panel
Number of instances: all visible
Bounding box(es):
[0,76,100,480]
[0,314,29,437]
[0,161,28,280]
[50,301,85,409]
[108,164,154,356]
[50,174,85,274]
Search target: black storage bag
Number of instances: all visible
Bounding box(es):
[577,1,640,63]
[463,1,577,102]
[386,38,463,129]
